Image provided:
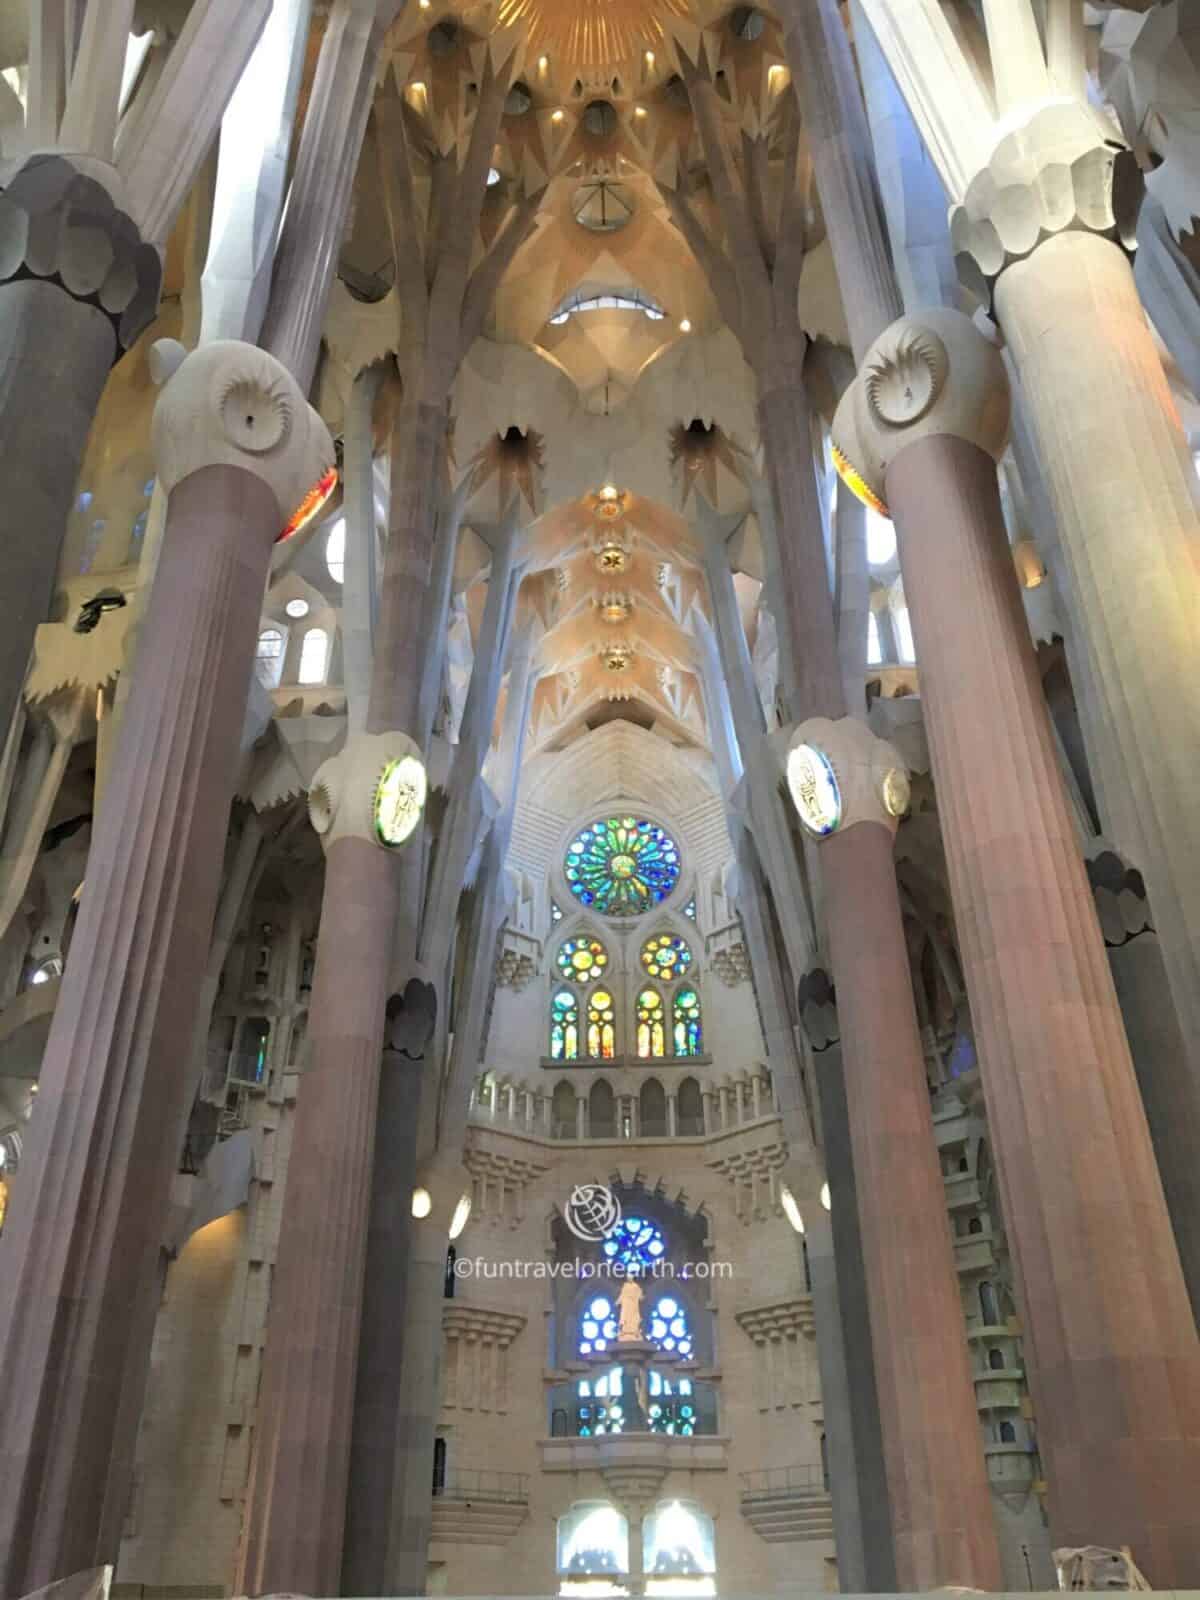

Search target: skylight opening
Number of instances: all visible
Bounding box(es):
[549,290,667,326]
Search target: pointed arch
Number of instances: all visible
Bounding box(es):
[639,1077,667,1137]
[589,1078,616,1139]
[552,1080,577,1140]
[587,987,616,1059]
[672,986,702,1057]
[551,988,580,1061]
[677,1075,704,1136]
[636,987,666,1059]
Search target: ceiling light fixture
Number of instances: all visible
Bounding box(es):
[679,318,692,333]
[551,107,564,122]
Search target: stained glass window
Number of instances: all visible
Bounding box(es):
[551,900,564,925]
[641,933,693,981]
[648,1296,693,1357]
[587,989,616,1059]
[564,817,681,917]
[683,897,697,922]
[552,989,580,1061]
[578,1295,618,1356]
[673,988,702,1057]
[557,937,609,983]
[647,1373,697,1437]
[601,1215,666,1273]
[637,988,666,1059]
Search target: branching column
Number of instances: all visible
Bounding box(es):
[0,341,330,1595]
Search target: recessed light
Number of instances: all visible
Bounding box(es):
[679,318,692,333]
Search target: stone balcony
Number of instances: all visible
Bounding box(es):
[540,1430,729,1498]
[739,1465,835,1544]
[430,1468,530,1547]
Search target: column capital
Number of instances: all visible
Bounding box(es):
[0,153,161,354]
[785,715,910,839]
[949,100,1140,300]
[308,729,428,851]
[149,338,334,524]
[831,307,1009,515]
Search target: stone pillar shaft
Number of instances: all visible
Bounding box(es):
[887,431,1200,1580]
[822,821,1002,1590]
[994,230,1200,1093]
[0,464,280,1595]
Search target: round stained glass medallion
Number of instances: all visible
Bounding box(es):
[556,936,609,983]
[374,756,428,847]
[641,933,693,981]
[565,817,681,917]
[786,744,842,838]
[602,1215,667,1274]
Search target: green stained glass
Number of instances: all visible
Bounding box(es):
[673,987,702,1057]
[564,816,680,917]
[551,988,579,1061]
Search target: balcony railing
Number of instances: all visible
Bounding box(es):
[739,1463,828,1496]
[434,1467,529,1503]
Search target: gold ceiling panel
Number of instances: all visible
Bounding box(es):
[493,0,693,71]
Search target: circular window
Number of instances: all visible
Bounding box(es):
[582,99,618,137]
[505,80,533,115]
[641,933,694,981]
[556,936,610,983]
[571,179,636,234]
[565,817,681,917]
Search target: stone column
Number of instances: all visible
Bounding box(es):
[0,155,161,749]
[0,339,329,1596]
[238,728,428,1597]
[787,718,1002,1591]
[990,227,1200,1087]
[836,306,1200,1580]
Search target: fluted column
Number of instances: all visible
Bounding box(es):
[837,307,1200,1581]
[0,340,330,1595]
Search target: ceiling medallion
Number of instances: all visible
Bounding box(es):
[601,641,634,673]
[594,539,630,575]
[597,590,632,624]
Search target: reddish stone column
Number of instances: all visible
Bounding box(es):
[838,307,1200,1583]
[0,341,330,1594]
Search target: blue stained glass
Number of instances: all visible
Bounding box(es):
[600,1215,666,1273]
[564,816,681,917]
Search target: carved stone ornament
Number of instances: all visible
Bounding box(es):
[307,729,428,852]
[149,339,335,526]
[0,154,162,353]
[784,715,910,840]
[832,308,1010,514]
[948,100,1137,302]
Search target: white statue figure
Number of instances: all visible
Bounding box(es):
[617,1276,644,1342]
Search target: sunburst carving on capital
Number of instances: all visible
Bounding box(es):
[863,327,948,429]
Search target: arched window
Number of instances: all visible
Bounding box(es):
[988,1347,1004,1371]
[867,610,882,665]
[672,988,702,1057]
[445,1246,457,1299]
[643,1501,716,1586]
[432,1436,447,1492]
[640,1078,667,1137]
[255,626,286,688]
[894,602,915,663]
[557,936,609,983]
[677,1076,704,1136]
[557,1502,629,1579]
[552,1080,577,1139]
[640,932,693,982]
[998,1420,1016,1443]
[297,626,330,684]
[325,516,346,583]
[551,989,580,1060]
[589,1079,616,1139]
[587,990,615,1059]
[648,1294,693,1357]
[578,1294,618,1356]
[551,1407,570,1437]
[637,988,666,1059]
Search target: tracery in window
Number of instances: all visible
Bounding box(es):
[557,1500,629,1583]
[643,1501,716,1592]
[565,817,681,917]
[640,933,693,982]
[552,989,580,1061]
[575,1369,626,1436]
[578,1295,618,1356]
[682,897,697,922]
[557,936,609,984]
[601,1215,666,1273]
[637,987,666,1059]
[648,1295,693,1357]
[672,988,702,1058]
[587,989,616,1059]
[646,1372,697,1436]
